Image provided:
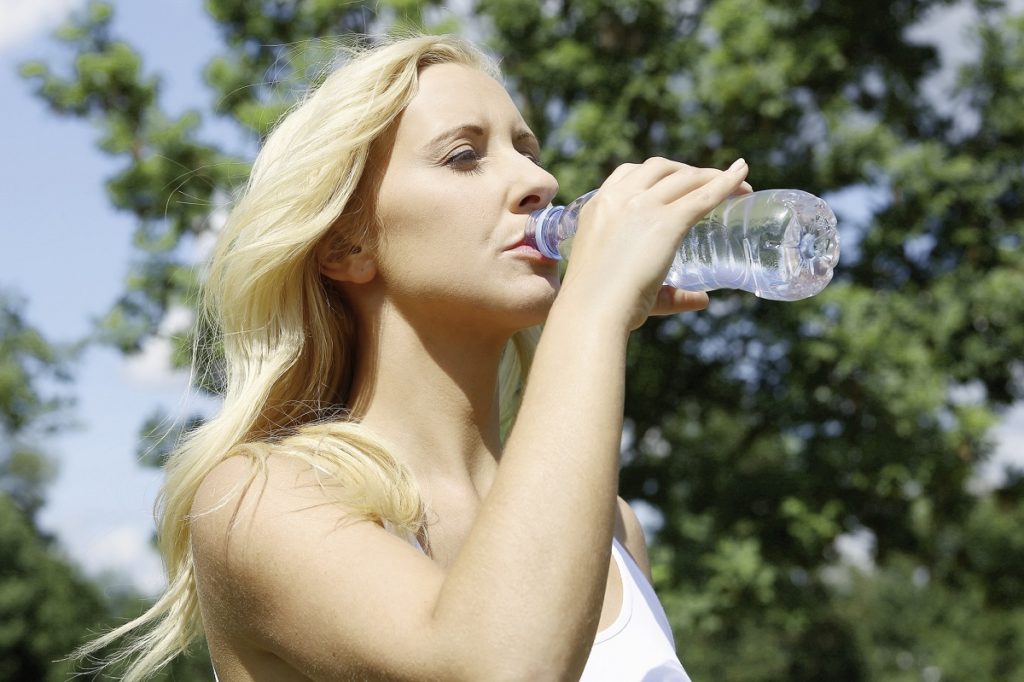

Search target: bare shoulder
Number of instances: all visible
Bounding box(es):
[189,453,356,614]
[191,450,326,525]
[189,452,449,679]
[614,495,653,583]
[190,453,325,568]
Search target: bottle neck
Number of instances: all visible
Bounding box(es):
[525,205,567,259]
[525,189,599,260]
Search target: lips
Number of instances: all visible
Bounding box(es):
[504,237,530,251]
[502,220,555,262]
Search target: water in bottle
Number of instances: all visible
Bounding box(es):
[524,189,840,301]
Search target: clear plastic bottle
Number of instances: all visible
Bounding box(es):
[524,188,841,301]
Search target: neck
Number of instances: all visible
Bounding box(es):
[346,301,510,496]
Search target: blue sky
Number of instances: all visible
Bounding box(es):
[1,0,1022,596]
[0,0,227,593]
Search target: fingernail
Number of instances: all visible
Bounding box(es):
[729,158,747,172]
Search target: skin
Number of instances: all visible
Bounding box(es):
[191,62,750,681]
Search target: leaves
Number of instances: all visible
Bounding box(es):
[18,0,1024,677]
[0,494,109,682]
[480,0,1024,676]
[0,291,75,519]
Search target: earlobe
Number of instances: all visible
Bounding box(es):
[320,247,377,284]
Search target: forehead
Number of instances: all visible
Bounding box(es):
[393,62,527,147]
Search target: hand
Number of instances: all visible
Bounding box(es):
[558,157,751,331]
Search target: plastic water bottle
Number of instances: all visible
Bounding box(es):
[524,189,840,301]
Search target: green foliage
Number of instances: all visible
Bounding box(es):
[19,1,248,361]
[477,0,1024,677]
[0,290,74,519]
[0,491,214,681]
[0,491,108,681]
[0,291,103,678]
[834,553,1024,681]
[21,0,1024,678]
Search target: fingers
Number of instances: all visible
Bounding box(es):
[572,156,745,327]
[598,157,700,198]
[654,158,746,205]
[648,285,710,316]
[604,157,751,205]
[664,159,748,225]
[601,161,641,186]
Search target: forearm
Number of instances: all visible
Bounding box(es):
[431,292,629,678]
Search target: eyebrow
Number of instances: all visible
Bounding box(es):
[420,124,540,156]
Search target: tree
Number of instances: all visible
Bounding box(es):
[0,289,108,679]
[0,493,110,681]
[0,290,215,679]
[0,290,69,519]
[22,1,1024,678]
[477,0,1024,676]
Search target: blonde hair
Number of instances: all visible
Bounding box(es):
[75,33,541,680]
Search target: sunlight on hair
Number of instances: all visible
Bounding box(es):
[70,31,539,681]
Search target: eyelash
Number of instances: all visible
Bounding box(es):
[443,148,544,175]
[445,149,485,175]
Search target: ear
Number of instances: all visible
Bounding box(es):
[320,246,377,285]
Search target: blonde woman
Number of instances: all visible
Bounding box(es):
[82,33,750,681]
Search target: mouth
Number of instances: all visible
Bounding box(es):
[503,237,558,263]
[504,237,531,250]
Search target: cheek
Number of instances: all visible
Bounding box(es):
[376,176,496,267]
[373,207,475,297]
[374,180,439,269]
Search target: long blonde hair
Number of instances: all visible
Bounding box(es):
[76,33,541,680]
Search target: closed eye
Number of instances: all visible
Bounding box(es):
[444,148,485,175]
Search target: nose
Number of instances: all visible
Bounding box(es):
[512,155,559,214]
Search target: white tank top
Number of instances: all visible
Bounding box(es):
[579,537,692,681]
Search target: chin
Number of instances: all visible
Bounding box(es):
[462,275,558,332]
[505,289,557,330]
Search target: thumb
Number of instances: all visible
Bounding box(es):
[648,286,710,316]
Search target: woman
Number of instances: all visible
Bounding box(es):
[82,33,749,680]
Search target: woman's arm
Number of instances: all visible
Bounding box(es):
[431,158,747,677]
[193,158,747,681]
[193,298,630,681]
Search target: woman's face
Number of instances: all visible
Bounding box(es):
[368,62,561,336]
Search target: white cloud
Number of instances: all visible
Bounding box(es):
[192,217,222,263]
[120,335,189,390]
[86,524,166,595]
[0,0,84,52]
[49,522,167,596]
[905,0,1024,135]
[906,1,979,67]
[120,305,195,390]
[974,403,1024,490]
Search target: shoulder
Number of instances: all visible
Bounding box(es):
[189,452,387,632]
[190,453,334,599]
[190,451,392,582]
[191,452,322,551]
[613,495,653,583]
[189,452,449,677]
